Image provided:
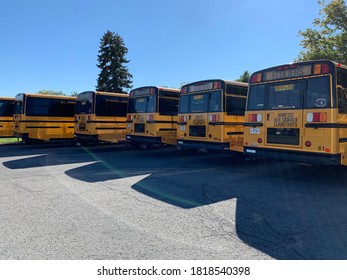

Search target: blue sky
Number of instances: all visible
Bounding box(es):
[0,0,321,97]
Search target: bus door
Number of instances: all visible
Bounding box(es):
[263,81,304,148]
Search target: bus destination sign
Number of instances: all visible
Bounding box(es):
[264,65,312,81]
[131,88,152,97]
[188,82,213,93]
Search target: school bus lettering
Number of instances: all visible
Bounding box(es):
[274,113,298,127]
[193,116,205,125]
[264,65,311,81]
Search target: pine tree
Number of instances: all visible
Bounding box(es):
[96,31,133,93]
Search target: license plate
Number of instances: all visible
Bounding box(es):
[250,128,260,134]
[246,149,256,154]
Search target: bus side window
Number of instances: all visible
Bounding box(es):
[338,88,347,114]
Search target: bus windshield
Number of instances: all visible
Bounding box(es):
[0,100,14,116]
[128,95,156,113]
[179,90,222,113]
[247,76,330,110]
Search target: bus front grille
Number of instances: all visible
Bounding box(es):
[267,128,300,145]
[189,126,206,137]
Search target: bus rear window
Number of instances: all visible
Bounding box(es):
[191,94,209,113]
[179,95,189,114]
[128,96,156,113]
[75,100,93,114]
[247,85,265,110]
[305,76,330,108]
[268,81,302,109]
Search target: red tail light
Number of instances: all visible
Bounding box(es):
[248,114,262,122]
[210,114,220,122]
[213,82,221,89]
[250,73,262,83]
[179,115,186,122]
[314,63,330,75]
[307,112,327,122]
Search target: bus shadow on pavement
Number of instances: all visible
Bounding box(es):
[58,146,347,260]
[131,161,347,260]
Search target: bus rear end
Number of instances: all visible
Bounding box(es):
[126,87,179,147]
[244,60,344,165]
[177,80,246,152]
[75,91,128,144]
[13,94,26,139]
[0,97,14,138]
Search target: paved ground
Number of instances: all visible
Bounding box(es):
[1,143,347,259]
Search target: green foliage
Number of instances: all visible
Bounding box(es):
[236,71,250,83]
[37,90,66,96]
[96,30,133,93]
[297,0,347,64]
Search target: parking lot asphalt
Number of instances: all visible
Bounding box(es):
[1,143,347,260]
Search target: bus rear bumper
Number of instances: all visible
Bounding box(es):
[244,146,341,165]
[177,139,230,151]
[126,135,162,144]
[75,133,99,143]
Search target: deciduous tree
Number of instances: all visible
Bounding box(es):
[297,0,347,64]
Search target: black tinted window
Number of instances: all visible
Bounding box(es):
[247,85,265,110]
[179,95,189,113]
[95,95,127,116]
[0,100,14,116]
[305,76,330,108]
[26,97,75,117]
[226,97,246,116]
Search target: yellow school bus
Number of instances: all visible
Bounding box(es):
[13,93,76,143]
[0,97,15,138]
[244,60,347,165]
[74,91,128,144]
[177,79,248,152]
[126,86,180,147]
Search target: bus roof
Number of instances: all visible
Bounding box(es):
[130,86,180,97]
[182,79,248,88]
[15,93,77,100]
[79,91,128,97]
[0,97,14,101]
[131,86,179,92]
[250,60,347,83]
[181,79,248,94]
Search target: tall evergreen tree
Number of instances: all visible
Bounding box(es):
[96,31,133,93]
